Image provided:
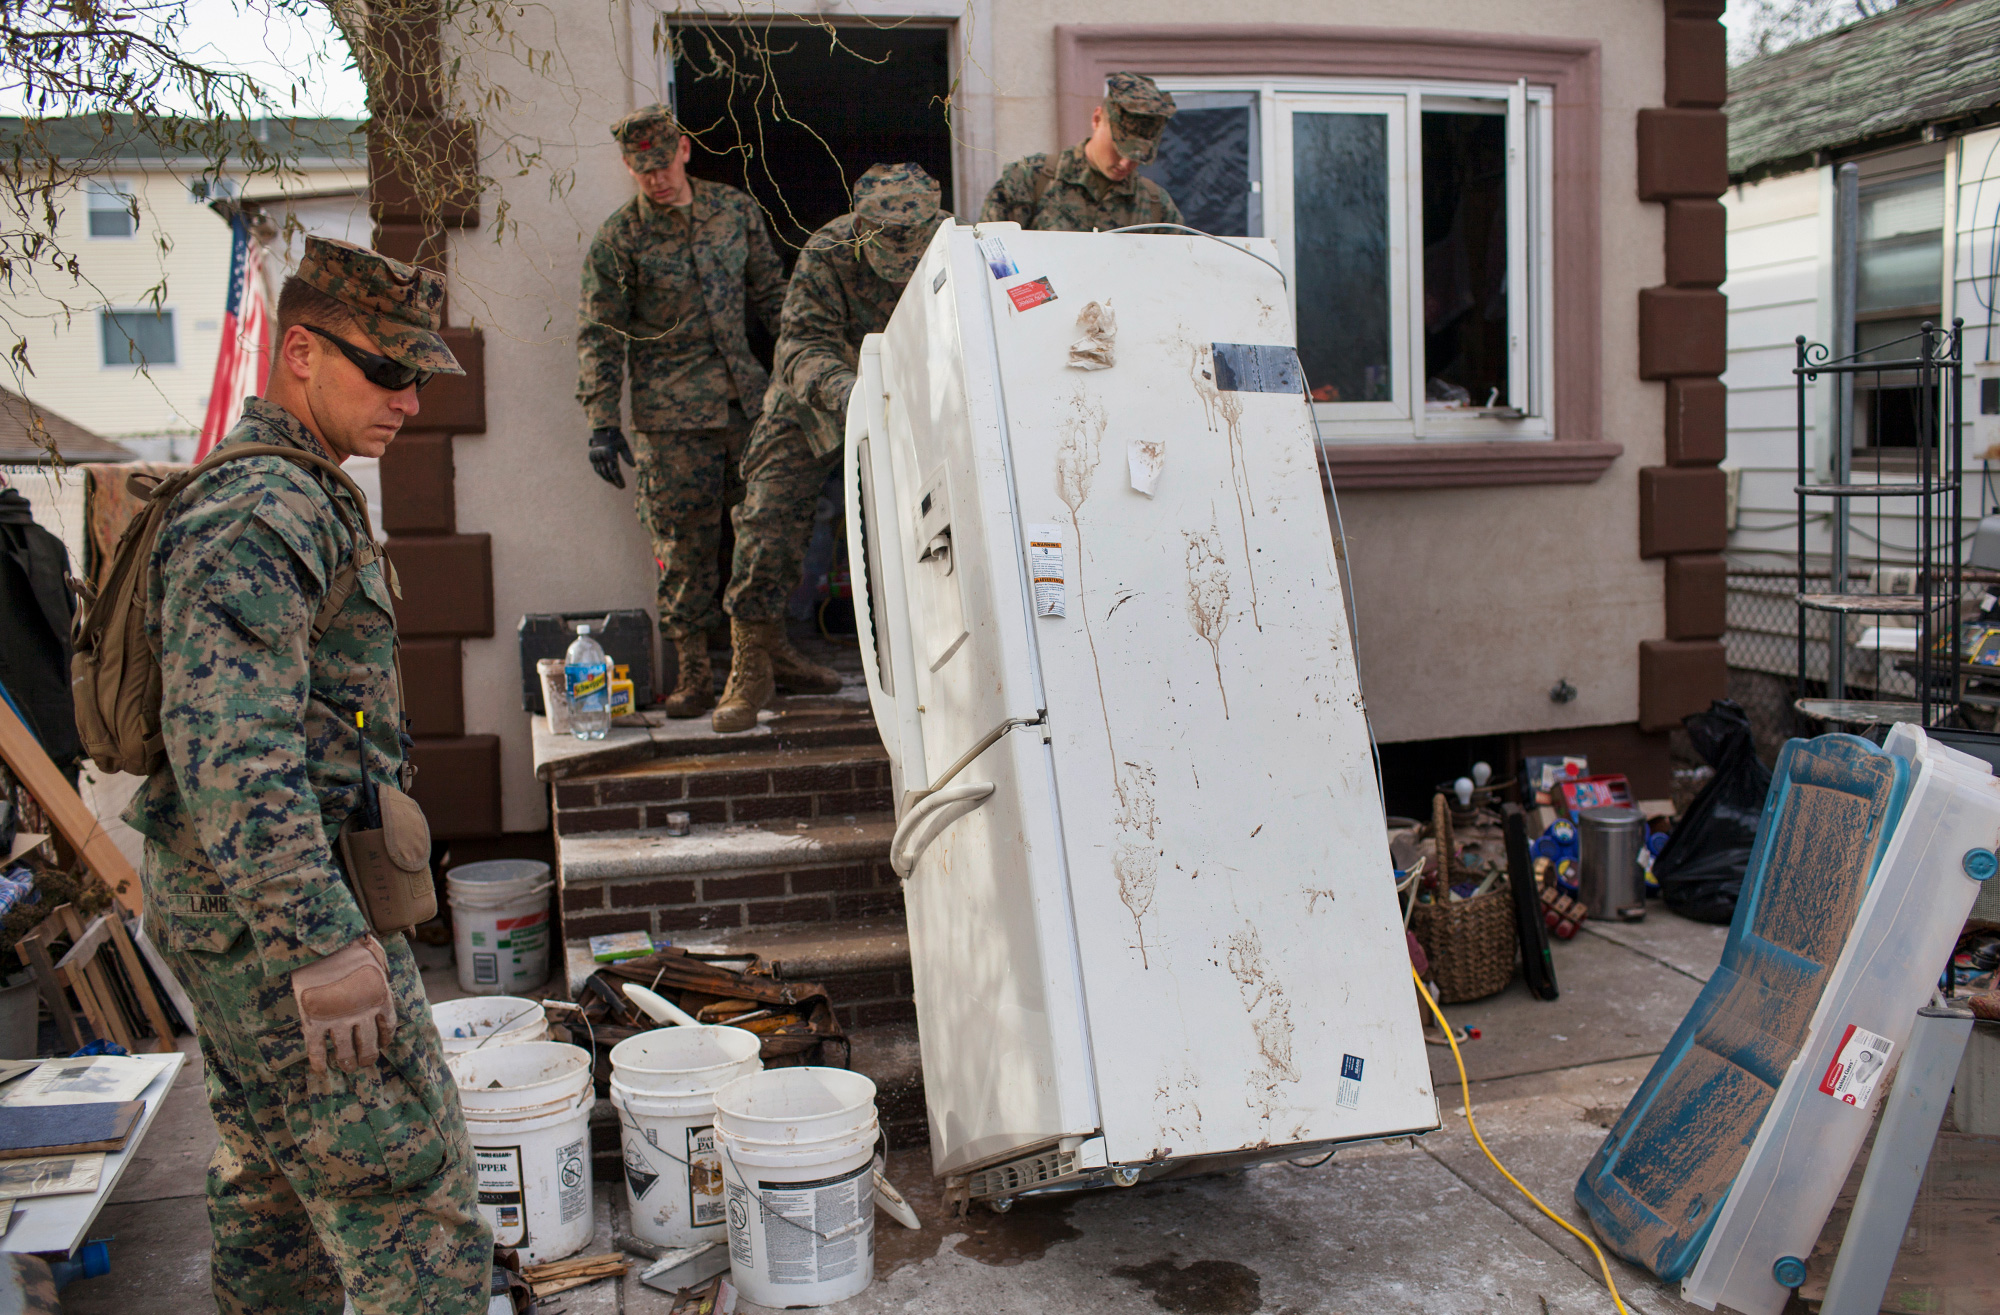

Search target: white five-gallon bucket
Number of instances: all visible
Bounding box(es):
[447,860,553,995]
[714,1067,879,1308]
[449,1041,594,1264]
[610,1026,763,1248]
[432,996,549,1055]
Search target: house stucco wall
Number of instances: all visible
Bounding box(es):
[437,0,1679,833]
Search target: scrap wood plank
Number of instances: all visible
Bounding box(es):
[520,1252,628,1297]
[0,700,140,915]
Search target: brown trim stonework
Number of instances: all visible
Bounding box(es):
[1054,24,1604,490]
[1318,440,1622,490]
[368,0,503,839]
[1636,0,1729,730]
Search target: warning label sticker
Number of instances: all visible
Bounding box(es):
[687,1124,724,1227]
[1819,1023,1895,1109]
[557,1136,588,1223]
[1006,276,1057,311]
[475,1145,525,1245]
[1026,523,1065,618]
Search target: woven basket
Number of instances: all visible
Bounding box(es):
[1412,883,1518,1003]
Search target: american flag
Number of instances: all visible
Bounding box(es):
[195,211,271,459]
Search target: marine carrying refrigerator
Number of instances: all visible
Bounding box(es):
[843,222,1438,1201]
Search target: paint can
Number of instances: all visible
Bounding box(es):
[449,1041,594,1264]
[446,860,554,995]
[713,1067,879,1308]
[609,1027,763,1247]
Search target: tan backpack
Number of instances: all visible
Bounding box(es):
[70,442,385,777]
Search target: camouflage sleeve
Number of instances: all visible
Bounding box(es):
[576,229,630,430]
[1153,184,1184,228]
[156,469,371,977]
[743,203,788,340]
[773,239,858,414]
[978,157,1041,225]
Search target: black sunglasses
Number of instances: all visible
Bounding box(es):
[303,324,433,393]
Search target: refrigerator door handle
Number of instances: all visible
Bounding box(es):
[891,782,997,879]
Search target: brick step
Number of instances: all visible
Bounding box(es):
[558,815,899,940]
[555,740,892,836]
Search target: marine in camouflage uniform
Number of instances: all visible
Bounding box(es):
[979,71,1181,232]
[578,104,788,715]
[129,237,490,1315]
[712,163,949,733]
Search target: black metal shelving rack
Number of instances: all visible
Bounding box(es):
[1792,320,1965,728]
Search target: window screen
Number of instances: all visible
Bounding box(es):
[1140,92,1260,237]
[1857,173,1943,314]
[101,310,177,367]
[1292,111,1391,404]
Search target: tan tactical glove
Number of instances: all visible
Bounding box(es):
[292,937,395,1074]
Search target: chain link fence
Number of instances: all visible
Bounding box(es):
[1726,563,1998,762]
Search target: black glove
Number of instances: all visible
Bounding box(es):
[588,427,634,488]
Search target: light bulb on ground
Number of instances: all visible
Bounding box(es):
[1471,762,1492,788]
[1454,778,1474,807]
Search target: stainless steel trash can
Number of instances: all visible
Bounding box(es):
[1578,805,1648,922]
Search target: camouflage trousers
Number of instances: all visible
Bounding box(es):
[635,404,750,640]
[155,917,491,1314]
[723,405,839,624]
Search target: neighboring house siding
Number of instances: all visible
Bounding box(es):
[8,163,367,450]
[1723,167,1823,565]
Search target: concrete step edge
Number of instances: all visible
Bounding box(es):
[558,816,894,885]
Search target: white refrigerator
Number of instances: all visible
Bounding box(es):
[844,221,1438,1196]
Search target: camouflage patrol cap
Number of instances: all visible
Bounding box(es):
[612,104,683,173]
[293,236,462,376]
[1103,71,1177,164]
[851,163,946,284]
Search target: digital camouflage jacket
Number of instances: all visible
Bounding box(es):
[128,398,397,978]
[978,143,1183,233]
[766,211,935,455]
[578,177,788,433]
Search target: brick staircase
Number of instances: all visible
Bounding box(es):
[538,643,928,1145]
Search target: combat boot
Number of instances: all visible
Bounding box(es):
[766,627,844,694]
[711,620,777,734]
[663,639,714,718]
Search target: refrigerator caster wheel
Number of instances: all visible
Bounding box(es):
[1111,1166,1142,1187]
[987,1196,1015,1214]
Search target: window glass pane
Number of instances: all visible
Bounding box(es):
[1857,173,1942,313]
[85,180,134,238]
[1140,93,1259,237]
[1293,111,1389,403]
[1421,110,1509,410]
[101,311,176,367]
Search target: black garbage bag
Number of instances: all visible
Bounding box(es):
[1654,699,1772,924]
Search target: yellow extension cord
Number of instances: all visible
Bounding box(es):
[1411,968,1632,1315]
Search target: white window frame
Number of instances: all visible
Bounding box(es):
[1157,76,1556,443]
[84,178,137,240]
[100,308,180,371]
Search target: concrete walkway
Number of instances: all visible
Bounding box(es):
[45,912,1803,1313]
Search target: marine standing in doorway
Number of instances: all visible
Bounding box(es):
[979,72,1181,232]
[713,163,950,732]
[131,237,491,1314]
[577,104,791,716]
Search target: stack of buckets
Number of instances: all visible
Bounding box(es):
[448,1040,594,1264]
[713,1066,882,1307]
[447,860,554,995]
[610,1027,763,1249]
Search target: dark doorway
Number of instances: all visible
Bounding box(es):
[671,21,955,259]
